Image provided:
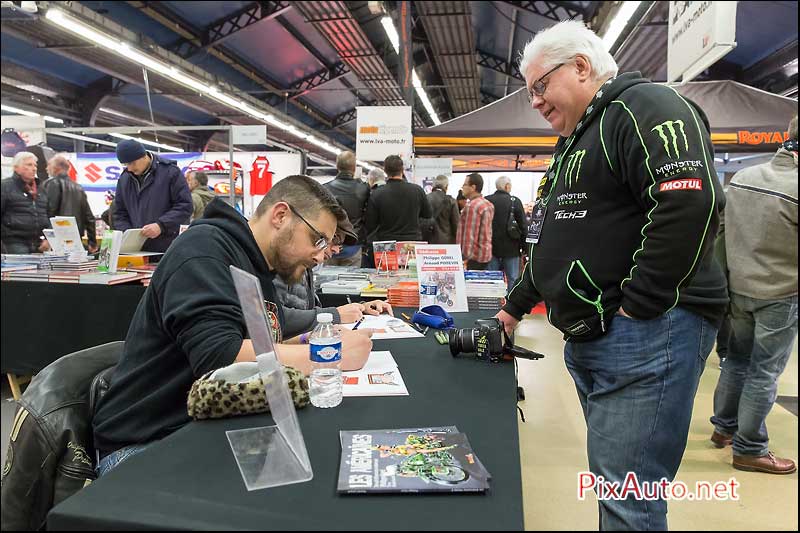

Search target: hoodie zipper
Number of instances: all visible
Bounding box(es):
[566,260,606,332]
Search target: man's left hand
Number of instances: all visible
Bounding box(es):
[617,307,632,318]
[141,223,162,239]
[363,300,393,316]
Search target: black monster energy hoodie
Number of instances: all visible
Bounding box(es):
[94,199,284,454]
[504,72,727,342]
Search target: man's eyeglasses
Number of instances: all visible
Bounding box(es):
[526,63,565,102]
[287,204,330,250]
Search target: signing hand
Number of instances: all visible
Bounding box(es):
[336,303,364,323]
[494,309,520,337]
[363,300,393,316]
[339,328,373,371]
[141,223,162,239]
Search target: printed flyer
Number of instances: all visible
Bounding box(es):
[414,244,468,312]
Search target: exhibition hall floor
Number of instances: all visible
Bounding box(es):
[516,313,798,530]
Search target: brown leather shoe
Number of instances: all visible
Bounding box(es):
[733,452,797,474]
[710,430,733,448]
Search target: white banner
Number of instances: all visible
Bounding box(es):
[62,151,301,218]
[415,244,468,313]
[356,106,412,161]
[414,157,452,193]
[667,1,737,82]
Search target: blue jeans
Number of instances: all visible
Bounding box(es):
[564,307,716,531]
[711,293,798,457]
[96,443,152,477]
[487,256,521,291]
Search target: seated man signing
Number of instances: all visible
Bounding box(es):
[93,175,372,476]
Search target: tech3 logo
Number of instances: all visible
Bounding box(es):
[564,149,587,189]
[651,120,689,159]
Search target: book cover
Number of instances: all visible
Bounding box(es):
[373,241,398,272]
[50,216,84,254]
[338,427,490,494]
[97,230,123,273]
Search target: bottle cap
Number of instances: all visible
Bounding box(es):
[316,313,333,324]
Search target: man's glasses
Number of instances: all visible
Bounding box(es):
[287,204,329,250]
[526,63,565,102]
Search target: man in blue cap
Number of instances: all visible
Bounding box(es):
[114,139,192,252]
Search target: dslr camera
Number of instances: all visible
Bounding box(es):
[449,317,544,363]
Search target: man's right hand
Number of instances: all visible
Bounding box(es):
[339,328,372,371]
[494,309,520,337]
[337,302,364,323]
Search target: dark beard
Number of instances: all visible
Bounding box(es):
[266,229,306,285]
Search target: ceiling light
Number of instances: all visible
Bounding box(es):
[109,132,181,152]
[48,131,118,148]
[600,1,641,50]
[381,16,400,54]
[1,103,64,124]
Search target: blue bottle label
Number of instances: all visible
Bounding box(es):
[310,342,342,363]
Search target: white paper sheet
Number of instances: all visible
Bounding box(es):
[340,314,424,340]
[342,351,409,397]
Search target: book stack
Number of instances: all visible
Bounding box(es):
[320,279,371,295]
[359,284,388,298]
[337,426,491,494]
[122,265,157,287]
[465,270,507,310]
[79,272,146,285]
[387,281,420,307]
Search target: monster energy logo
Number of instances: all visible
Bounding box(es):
[564,150,586,189]
[651,120,689,159]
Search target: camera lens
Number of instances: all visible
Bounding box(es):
[448,328,477,356]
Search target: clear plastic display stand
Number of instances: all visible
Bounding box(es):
[227,266,313,491]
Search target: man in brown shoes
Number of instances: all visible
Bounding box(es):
[709,115,798,476]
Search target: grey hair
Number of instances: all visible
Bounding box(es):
[433,174,449,191]
[336,150,356,173]
[367,167,386,185]
[518,20,618,83]
[12,151,37,168]
[49,153,72,174]
[789,115,798,142]
[495,175,511,191]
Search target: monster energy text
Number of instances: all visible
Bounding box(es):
[557,192,588,206]
[655,160,704,177]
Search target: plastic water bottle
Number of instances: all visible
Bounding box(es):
[309,313,343,408]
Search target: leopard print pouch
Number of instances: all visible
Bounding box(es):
[187,362,309,420]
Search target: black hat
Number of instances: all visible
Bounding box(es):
[115,139,146,164]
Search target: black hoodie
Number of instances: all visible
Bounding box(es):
[93,199,284,454]
[504,73,728,342]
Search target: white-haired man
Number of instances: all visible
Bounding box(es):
[1,151,51,253]
[367,167,387,190]
[494,21,727,530]
[485,176,527,289]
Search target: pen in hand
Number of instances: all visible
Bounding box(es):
[352,317,365,330]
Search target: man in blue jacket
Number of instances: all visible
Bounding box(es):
[113,139,192,252]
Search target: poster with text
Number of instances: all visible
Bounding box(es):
[415,244,468,312]
[356,106,412,161]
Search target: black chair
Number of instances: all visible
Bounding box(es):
[1,341,123,531]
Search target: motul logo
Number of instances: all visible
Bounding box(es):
[85,163,103,183]
[659,178,702,192]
